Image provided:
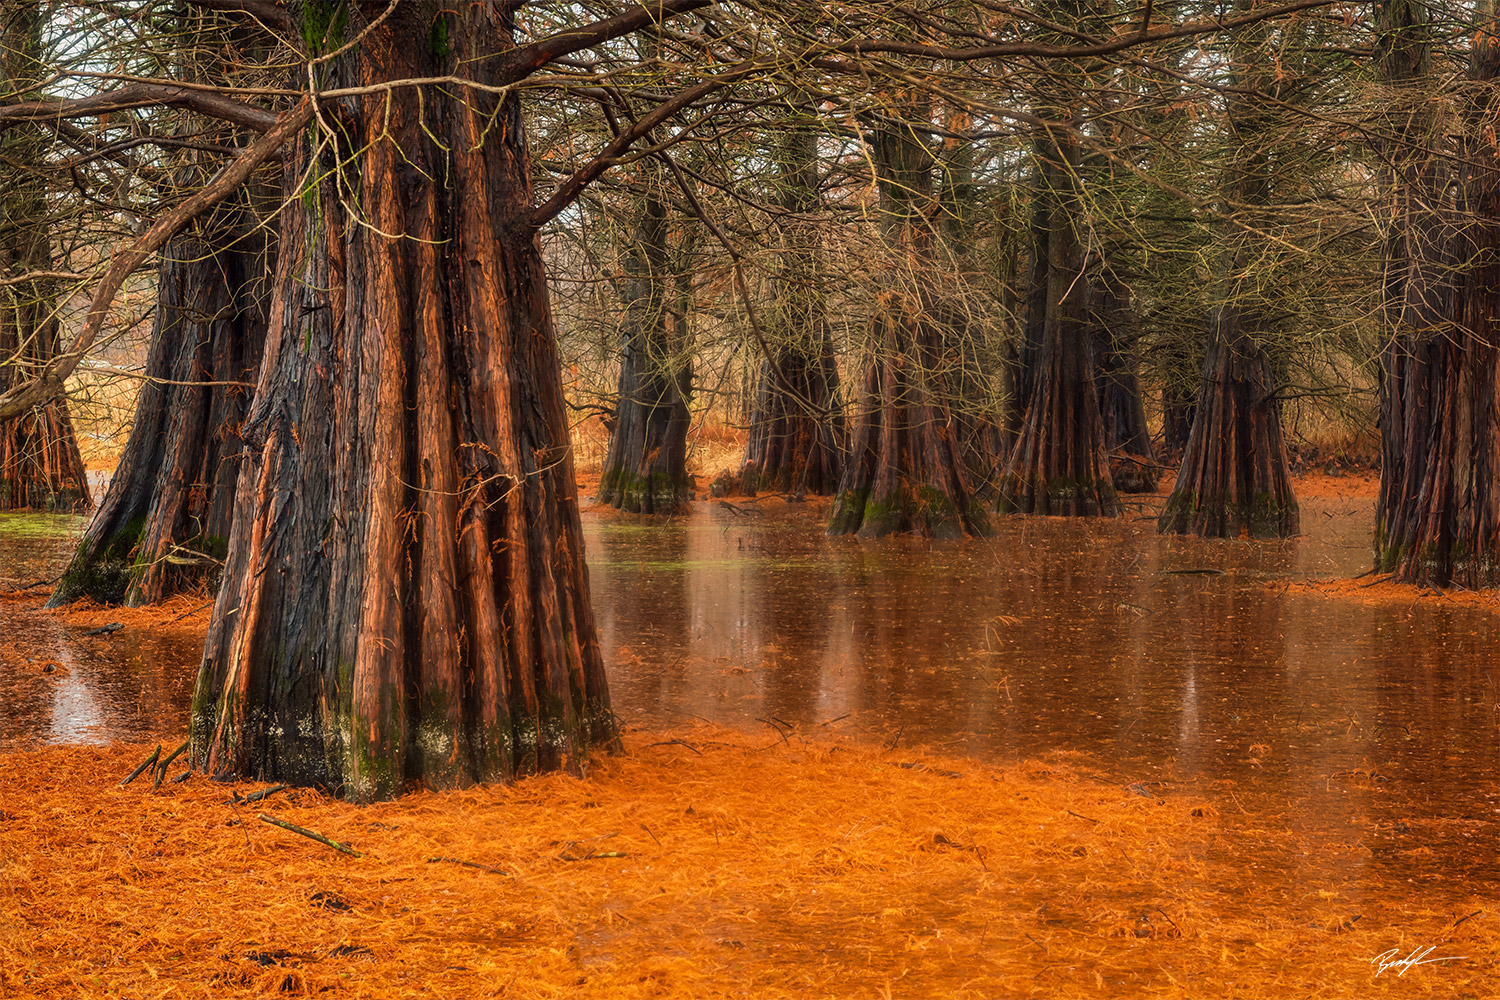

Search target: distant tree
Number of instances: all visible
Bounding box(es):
[0,2,90,513]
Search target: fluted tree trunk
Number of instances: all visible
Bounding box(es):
[1005,145,1051,453]
[190,4,632,799]
[50,192,270,606]
[1375,0,1500,585]
[827,108,989,538]
[742,105,844,496]
[0,3,90,514]
[994,108,1118,516]
[1159,10,1298,539]
[599,171,693,514]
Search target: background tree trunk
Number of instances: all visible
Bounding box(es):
[1375,0,1500,585]
[827,110,989,537]
[742,106,844,496]
[1159,8,1298,539]
[0,3,90,514]
[1090,270,1158,493]
[49,203,268,606]
[1158,324,1299,537]
[1006,146,1051,452]
[599,172,693,513]
[1161,385,1196,460]
[190,6,617,799]
[994,113,1118,516]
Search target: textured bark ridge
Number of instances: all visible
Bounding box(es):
[1375,0,1500,586]
[598,185,693,514]
[829,294,990,538]
[1159,8,1297,540]
[1157,329,1299,538]
[742,348,843,496]
[50,216,268,606]
[994,119,1117,517]
[0,396,90,513]
[190,8,618,799]
[827,114,988,538]
[742,115,843,496]
[0,6,90,514]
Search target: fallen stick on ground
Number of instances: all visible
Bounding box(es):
[239,784,288,804]
[257,813,362,856]
[163,600,214,626]
[154,740,189,788]
[427,856,509,875]
[119,746,161,787]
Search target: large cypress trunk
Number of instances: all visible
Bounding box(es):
[743,352,842,496]
[742,111,843,496]
[1159,12,1299,539]
[1375,0,1500,585]
[1157,322,1299,537]
[49,205,268,606]
[827,113,988,538]
[190,7,617,799]
[598,175,693,514]
[994,114,1118,516]
[1005,147,1051,452]
[0,5,90,514]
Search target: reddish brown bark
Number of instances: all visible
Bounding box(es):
[49,211,268,606]
[995,119,1117,517]
[742,114,843,496]
[1375,0,1500,586]
[599,184,693,514]
[827,114,988,538]
[1159,10,1297,539]
[829,295,989,538]
[1158,328,1299,538]
[743,349,843,496]
[190,8,618,799]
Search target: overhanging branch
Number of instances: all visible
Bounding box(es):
[0,98,313,422]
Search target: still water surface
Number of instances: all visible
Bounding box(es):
[2,490,1496,897]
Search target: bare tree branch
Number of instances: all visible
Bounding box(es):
[0,82,280,134]
[0,98,313,421]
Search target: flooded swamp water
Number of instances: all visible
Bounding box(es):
[2,477,1497,923]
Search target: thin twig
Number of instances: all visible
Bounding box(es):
[1155,907,1183,936]
[258,813,362,856]
[644,739,702,755]
[154,740,189,788]
[238,784,288,805]
[119,746,161,787]
[427,856,508,875]
[164,601,215,626]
